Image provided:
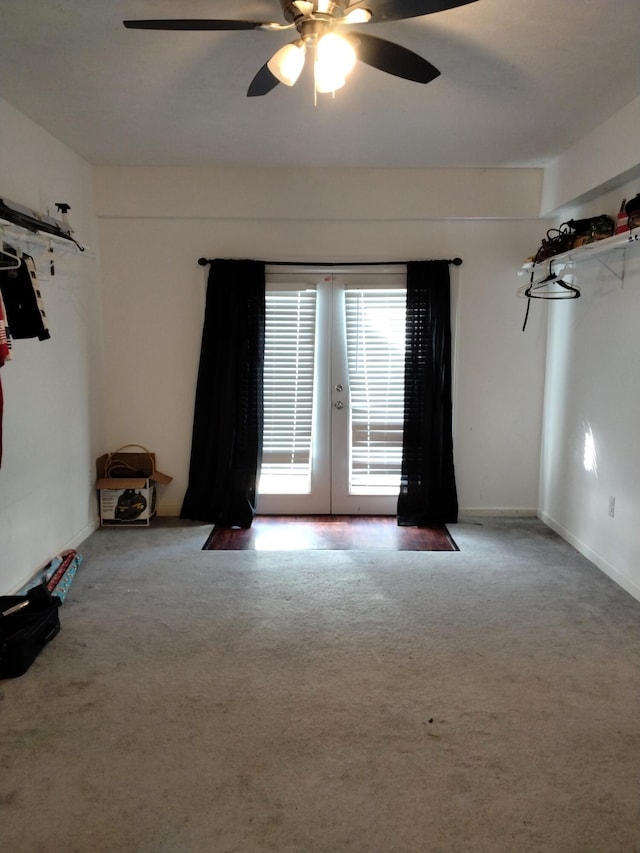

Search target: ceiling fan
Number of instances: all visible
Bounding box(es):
[123,0,478,98]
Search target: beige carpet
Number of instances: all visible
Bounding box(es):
[1,517,639,852]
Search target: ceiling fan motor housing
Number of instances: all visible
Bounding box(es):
[282,1,352,26]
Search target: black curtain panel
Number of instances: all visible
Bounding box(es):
[397,260,458,525]
[180,259,266,527]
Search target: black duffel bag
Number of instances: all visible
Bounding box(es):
[0,585,61,678]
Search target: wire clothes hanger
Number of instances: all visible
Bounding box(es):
[524,263,580,299]
[0,241,21,270]
[521,259,580,331]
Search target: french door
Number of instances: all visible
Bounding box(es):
[257,266,407,515]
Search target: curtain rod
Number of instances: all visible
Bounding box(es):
[197,257,462,267]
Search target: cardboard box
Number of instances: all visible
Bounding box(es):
[96,449,172,527]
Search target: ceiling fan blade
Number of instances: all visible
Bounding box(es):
[247,63,282,97]
[123,19,269,31]
[347,0,478,24]
[350,33,440,83]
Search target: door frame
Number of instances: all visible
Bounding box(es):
[258,264,407,516]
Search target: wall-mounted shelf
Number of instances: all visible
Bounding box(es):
[0,196,84,256]
[521,230,640,276]
[518,231,640,320]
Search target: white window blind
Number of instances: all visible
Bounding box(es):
[259,287,317,494]
[344,287,406,493]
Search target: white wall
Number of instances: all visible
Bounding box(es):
[4,85,639,602]
[0,98,104,593]
[541,95,640,215]
[537,93,640,601]
[94,167,549,517]
[539,177,640,600]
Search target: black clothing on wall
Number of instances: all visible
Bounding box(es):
[0,252,50,341]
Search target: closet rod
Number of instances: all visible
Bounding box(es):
[197,257,463,267]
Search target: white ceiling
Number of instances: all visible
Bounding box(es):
[1,0,639,170]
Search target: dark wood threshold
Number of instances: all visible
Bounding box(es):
[203,515,458,551]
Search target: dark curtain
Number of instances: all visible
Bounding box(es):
[397,260,458,525]
[180,259,265,527]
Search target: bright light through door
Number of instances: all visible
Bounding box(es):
[344,288,406,495]
[258,268,406,515]
[259,287,317,494]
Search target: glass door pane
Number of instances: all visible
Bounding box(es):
[330,272,406,514]
[260,287,317,494]
[257,274,330,514]
[344,287,406,495]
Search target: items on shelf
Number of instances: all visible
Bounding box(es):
[624,194,640,231]
[530,214,615,264]
[525,193,640,267]
[615,199,629,235]
[518,210,640,331]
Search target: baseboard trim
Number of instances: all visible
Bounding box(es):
[539,511,640,603]
[157,503,183,517]
[7,517,100,595]
[459,507,538,518]
[62,517,101,551]
[154,506,541,520]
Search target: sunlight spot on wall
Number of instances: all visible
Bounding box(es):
[583,427,598,475]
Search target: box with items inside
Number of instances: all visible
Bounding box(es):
[96,445,172,526]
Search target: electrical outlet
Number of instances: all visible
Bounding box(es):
[608,496,615,517]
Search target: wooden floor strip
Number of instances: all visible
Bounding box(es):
[203,515,458,551]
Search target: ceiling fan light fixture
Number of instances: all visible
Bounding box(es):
[292,1,314,15]
[267,40,307,86]
[316,32,357,74]
[314,68,346,93]
[314,33,356,95]
[343,8,372,24]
